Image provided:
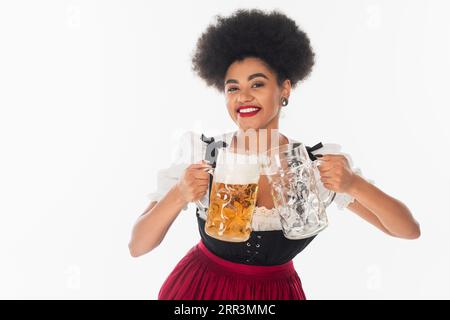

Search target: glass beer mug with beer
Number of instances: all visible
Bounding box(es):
[196,149,260,242]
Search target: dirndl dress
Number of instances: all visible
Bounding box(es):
[151,131,372,300]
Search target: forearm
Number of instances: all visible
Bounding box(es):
[347,175,420,239]
[347,199,394,236]
[129,185,188,257]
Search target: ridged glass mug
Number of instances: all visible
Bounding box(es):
[196,149,260,242]
[260,143,335,240]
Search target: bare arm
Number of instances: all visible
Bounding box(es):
[346,175,420,239]
[128,185,188,257]
[346,199,394,236]
[128,161,211,257]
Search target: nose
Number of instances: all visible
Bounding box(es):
[237,87,254,104]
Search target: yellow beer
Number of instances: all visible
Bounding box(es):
[205,159,260,242]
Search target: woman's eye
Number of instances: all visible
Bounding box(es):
[226,83,264,93]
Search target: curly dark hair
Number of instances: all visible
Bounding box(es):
[191,8,315,93]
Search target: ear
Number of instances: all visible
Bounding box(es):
[281,79,292,99]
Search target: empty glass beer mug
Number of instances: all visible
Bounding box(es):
[196,149,260,242]
[259,143,336,240]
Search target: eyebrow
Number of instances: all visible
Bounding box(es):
[224,73,269,86]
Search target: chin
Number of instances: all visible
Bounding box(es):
[238,125,262,131]
[236,120,265,130]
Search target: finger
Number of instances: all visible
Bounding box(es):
[323,183,334,190]
[189,161,213,169]
[316,155,331,161]
[320,174,333,181]
[188,166,212,175]
[318,164,334,172]
[193,171,211,180]
[316,159,331,168]
[195,182,210,188]
[320,176,333,184]
[318,155,339,164]
[318,166,336,175]
[320,177,328,184]
[192,167,213,175]
[189,165,213,171]
[318,165,335,173]
[321,178,337,186]
[194,178,210,185]
[321,154,339,160]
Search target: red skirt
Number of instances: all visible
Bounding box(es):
[158,240,306,300]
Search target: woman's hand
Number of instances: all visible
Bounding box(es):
[176,160,212,203]
[316,154,357,194]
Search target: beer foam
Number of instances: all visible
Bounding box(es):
[214,163,260,184]
[213,150,260,184]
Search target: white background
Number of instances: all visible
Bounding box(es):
[0,0,449,299]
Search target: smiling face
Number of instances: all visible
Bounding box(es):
[224,57,291,131]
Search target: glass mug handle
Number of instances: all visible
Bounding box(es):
[312,159,336,207]
[194,166,215,212]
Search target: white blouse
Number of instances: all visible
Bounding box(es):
[147,131,375,231]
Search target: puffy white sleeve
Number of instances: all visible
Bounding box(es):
[146,131,206,211]
[309,143,375,210]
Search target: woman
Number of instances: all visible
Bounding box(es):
[128,8,420,300]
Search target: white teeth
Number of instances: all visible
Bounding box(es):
[239,107,260,113]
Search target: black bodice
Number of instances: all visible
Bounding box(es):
[196,133,325,266]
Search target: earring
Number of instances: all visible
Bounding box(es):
[281,97,289,106]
